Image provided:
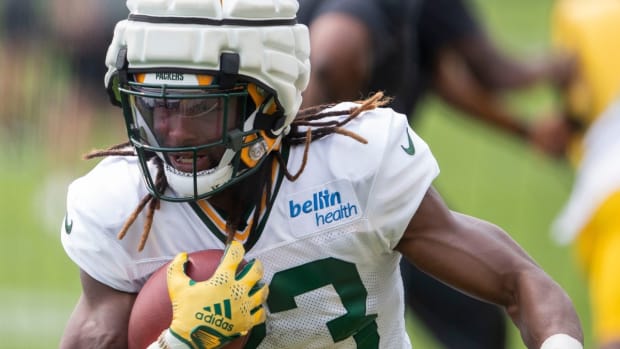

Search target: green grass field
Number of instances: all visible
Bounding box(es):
[0,0,592,348]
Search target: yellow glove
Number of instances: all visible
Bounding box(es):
[166,241,268,349]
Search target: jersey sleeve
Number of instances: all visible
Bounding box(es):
[365,109,440,251]
[60,157,146,293]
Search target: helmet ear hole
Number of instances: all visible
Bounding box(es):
[258,96,286,135]
[247,84,266,109]
[246,84,285,134]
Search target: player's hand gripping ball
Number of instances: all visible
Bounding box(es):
[128,241,268,349]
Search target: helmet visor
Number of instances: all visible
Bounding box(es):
[128,86,248,173]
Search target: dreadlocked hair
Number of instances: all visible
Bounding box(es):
[84,142,166,251]
[276,91,391,181]
[84,91,390,252]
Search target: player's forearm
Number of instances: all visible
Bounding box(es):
[411,212,584,349]
[433,51,529,139]
[458,36,562,90]
[60,273,135,349]
[438,87,528,139]
[59,317,129,349]
[399,190,584,348]
[506,270,584,349]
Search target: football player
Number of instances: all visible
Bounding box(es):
[537,1,620,348]
[59,1,583,348]
[298,0,575,348]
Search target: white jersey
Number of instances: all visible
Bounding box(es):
[552,98,620,244]
[61,103,439,348]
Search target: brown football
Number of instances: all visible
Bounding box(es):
[128,249,249,349]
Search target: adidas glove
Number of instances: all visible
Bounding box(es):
[160,241,268,349]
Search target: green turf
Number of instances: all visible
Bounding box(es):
[0,0,592,347]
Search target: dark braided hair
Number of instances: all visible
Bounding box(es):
[84,92,390,251]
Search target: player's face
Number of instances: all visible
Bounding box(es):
[132,90,244,173]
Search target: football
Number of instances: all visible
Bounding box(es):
[128,249,250,349]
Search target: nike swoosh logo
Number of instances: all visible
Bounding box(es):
[401,129,416,155]
[64,214,73,234]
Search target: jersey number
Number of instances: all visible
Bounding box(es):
[244,258,379,348]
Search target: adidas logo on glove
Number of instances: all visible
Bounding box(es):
[195,299,235,331]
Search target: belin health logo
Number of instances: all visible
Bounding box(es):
[289,188,359,227]
[195,299,234,331]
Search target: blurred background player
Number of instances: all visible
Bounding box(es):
[0,0,45,141]
[298,0,575,348]
[45,0,128,161]
[47,0,128,109]
[538,0,620,348]
[0,0,127,162]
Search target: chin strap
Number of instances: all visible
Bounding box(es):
[164,162,233,199]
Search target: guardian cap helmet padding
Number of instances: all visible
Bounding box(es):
[104,0,310,201]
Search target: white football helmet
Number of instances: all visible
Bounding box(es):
[104,0,310,201]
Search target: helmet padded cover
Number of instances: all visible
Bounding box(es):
[105,0,310,134]
[126,0,298,19]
